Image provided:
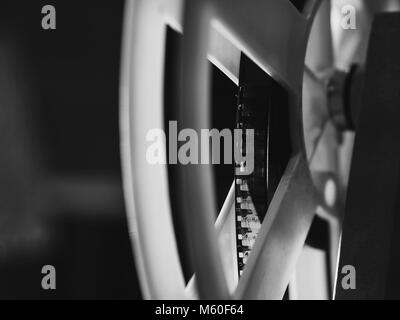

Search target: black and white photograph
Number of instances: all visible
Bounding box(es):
[1,0,400,306]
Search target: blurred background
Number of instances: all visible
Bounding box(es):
[0,0,142,299]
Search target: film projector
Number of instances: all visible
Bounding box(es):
[120,0,400,299]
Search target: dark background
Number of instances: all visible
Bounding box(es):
[0,1,142,299]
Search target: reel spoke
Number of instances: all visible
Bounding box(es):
[121,0,187,300]
[303,64,330,164]
[215,182,239,293]
[304,65,327,90]
[208,31,241,85]
[179,0,313,299]
[305,0,334,75]
[185,182,238,297]
[235,154,317,299]
[122,0,343,300]
[210,0,308,94]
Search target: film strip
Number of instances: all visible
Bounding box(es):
[234,54,291,277]
[235,81,270,276]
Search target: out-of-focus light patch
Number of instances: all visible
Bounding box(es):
[385,0,400,12]
[324,178,337,207]
[0,218,48,264]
